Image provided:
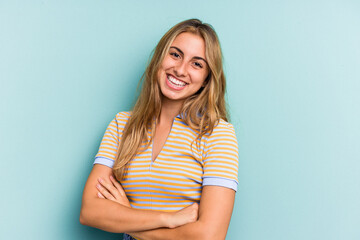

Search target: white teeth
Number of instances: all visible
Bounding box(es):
[167,75,186,86]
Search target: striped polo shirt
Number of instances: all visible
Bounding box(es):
[93,111,239,211]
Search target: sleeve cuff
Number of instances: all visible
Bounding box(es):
[93,157,114,168]
[202,177,238,192]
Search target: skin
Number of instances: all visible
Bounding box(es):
[81,32,236,239]
[80,164,198,232]
[157,32,209,105]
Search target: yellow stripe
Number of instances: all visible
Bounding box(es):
[124,169,150,173]
[204,157,238,164]
[149,169,202,182]
[207,138,238,146]
[98,146,118,152]
[116,112,131,118]
[203,160,238,168]
[165,139,194,147]
[169,135,200,144]
[123,179,201,187]
[123,184,201,192]
[122,174,198,182]
[171,126,199,136]
[128,165,150,169]
[158,152,199,161]
[125,189,201,197]
[204,173,238,180]
[131,159,151,163]
[155,154,202,165]
[212,126,234,131]
[154,159,202,172]
[149,164,202,177]
[131,198,195,203]
[99,138,118,145]
[126,193,199,199]
[203,168,237,175]
[204,150,238,158]
[159,148,192,155]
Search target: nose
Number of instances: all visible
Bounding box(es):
[173,60,187,77]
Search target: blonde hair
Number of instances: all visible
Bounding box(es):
[113,18,228,180]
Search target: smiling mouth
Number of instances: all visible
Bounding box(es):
[167,74,187,87]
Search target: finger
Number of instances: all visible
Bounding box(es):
[98,177,117,192]
[97,191,105,199]
[98,177,121,199]
[110,175,126,196]
[96,183,115,200]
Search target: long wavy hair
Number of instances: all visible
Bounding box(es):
[113,19,228,180]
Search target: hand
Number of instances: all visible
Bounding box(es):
[96,175,131,208]
[166,203,199,228]
[127,202,199,238]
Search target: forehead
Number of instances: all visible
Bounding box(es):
[170,32,206,60]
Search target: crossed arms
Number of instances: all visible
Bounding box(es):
[80,164,235,240]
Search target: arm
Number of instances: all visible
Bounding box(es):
[79,164,198,233]
[128,185,235,240]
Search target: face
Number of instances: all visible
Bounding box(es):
[157,32,209,104]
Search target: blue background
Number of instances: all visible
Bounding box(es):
[1,0,359,239]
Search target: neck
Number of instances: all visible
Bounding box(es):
[158,97,184,124]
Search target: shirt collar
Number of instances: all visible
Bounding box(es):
[176,112,185,120]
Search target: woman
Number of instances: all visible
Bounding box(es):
[80,19,239,240]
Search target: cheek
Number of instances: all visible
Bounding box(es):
[160,56,173,70]
[157,60,168,78]
[196,71,209,85]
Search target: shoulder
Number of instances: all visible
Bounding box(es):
[214,119,235,131]
[113,111,132,124]
[115,111,131,120]
[203,119,238,149]
[209,119,236,138]
[104,111,131,134]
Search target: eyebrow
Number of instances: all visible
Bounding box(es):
[170,46,208,65]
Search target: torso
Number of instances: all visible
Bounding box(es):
[94,111,239,212]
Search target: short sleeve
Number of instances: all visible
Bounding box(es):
[202,120,239,191]
[93,112,130,168]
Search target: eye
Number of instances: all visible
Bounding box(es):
[193,61,203,68]
[170,52,180,58]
